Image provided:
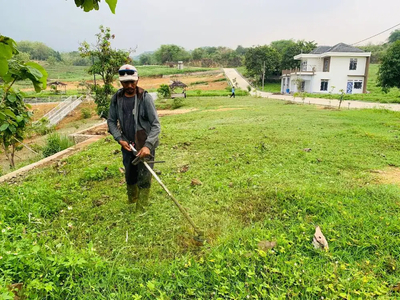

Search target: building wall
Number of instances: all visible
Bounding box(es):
[309,56,368,94]
[301,58,323,72]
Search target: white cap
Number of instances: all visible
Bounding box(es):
[118,64,139,81]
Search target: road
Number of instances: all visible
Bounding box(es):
[223,68,400,112]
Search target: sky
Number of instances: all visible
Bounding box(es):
[1,0,399,55]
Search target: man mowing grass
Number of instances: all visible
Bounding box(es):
[107,64,161,211]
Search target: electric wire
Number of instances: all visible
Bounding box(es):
[352,22,400,45]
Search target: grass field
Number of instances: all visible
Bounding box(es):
[41,65,216,82]
[1,97,400,298]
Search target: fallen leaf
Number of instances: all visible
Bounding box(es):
[8,282,23,299]
[179,164,189,173]
[258,240,277,251]
[392,283,400,292]
[303,148,312,152]
[191,178,202,186]
[312,226,329,250]
[209,127,216,130]
[119,167,125,174]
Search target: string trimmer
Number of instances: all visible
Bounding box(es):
[129,143,205,243]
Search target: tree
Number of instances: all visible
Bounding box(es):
[192,47,206,60]
[139,52,156,65]
[79,26,132,117]
[235,45,247,56]
[244,45,280,82]
[377,40,400,92]
[359,43,389,64]
[17,41,61,61]
[280,40,317,70]
[74,0,118,13]
[154,45,191,64]
[0,35,48,168]
[388,29,400,44]
[270,39,296,54]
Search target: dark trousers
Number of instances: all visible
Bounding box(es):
[230,92,235,98]
[122,148,155,188]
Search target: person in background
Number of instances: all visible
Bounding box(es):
[230,85,235,98]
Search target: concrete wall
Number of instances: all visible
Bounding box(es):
[307,56,368,94]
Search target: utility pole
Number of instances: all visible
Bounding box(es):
[92,56,97,87]
[262,61,266,91]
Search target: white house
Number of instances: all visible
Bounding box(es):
[280,43,371,95]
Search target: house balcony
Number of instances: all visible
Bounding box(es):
[281,68,316,76]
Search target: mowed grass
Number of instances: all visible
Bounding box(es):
[1,97,400,298]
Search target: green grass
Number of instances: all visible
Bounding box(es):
[43,65,217,81]
[1,97,400,298]
[136,65,216,77]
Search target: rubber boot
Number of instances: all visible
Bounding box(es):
[126,184,139,204]
[136,188,150,212]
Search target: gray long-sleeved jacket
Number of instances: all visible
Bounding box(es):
[107,87,160,150]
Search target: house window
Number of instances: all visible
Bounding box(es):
[323,57,330,72]
[320,80,328,91]
[349,58,357,70]
[301,60,307,71]
[354,80,363,89]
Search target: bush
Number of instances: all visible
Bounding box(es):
[92,84,116,118]
[172,98,184,109]
[42,133,74,157]
[81,108,91,119]
[31,118,55,136]
[157,84,171,99]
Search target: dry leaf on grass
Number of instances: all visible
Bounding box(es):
[258,240,277,251]
[191,178,202,186]
[179,164,189,173]
[312,226,329,250]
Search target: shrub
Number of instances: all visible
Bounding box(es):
[42,133,74,157]
[92,84,116,118]
[172,98,184,109]
[31,118,55,136]
[81,108,91,119]
[157,84,171,99]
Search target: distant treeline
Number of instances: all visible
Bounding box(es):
[16,29,400,71]
[16,41,92,66]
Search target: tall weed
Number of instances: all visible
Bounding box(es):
[42,133,74,157]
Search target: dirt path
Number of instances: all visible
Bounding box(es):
[22,72,228,93]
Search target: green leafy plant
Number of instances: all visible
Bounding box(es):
[0,35,47,168]
[157,84,171,99]
[42,133,74,157]
[81,108,92,119]
[74,0,118,13]
[30,118,55,136]
[172,98,184,109]
[91,84,116,117]
[79,26,131,117]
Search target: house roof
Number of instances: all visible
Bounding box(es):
[310,46,331,54]
[169,80,187,89]
[310,43,364,54]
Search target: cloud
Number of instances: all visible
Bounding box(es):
[0,0,398,53]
